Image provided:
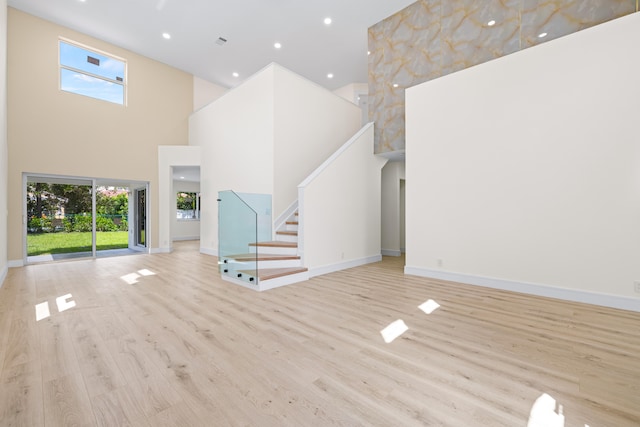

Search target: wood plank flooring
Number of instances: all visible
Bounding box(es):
[1,241,639,426]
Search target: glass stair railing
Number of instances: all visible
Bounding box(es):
[217,191,272,285]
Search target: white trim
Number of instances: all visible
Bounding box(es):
[381,249,402,257]
[274,200,298,233]
[172,236,200,242]
[200,247,217,256]
[309,254,382,278]
[8,260,24,268]
[150,247,170,254]
[404,266,640,313]
[298,123,373,188]
[0,266,7,288]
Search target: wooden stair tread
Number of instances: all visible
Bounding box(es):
[222,253,300,261]
[238,267,308,281]
[276,230,298,236]
[249,241,297,248]
[286,221,298,225]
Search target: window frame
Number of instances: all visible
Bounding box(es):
[58,37,128,106]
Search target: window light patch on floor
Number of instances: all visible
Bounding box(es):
[35,294,76,321]
[527,393,565,427]
[35,301,51,321]
[418,299,440,314]
[381,319,409,343]
[137,269,156,276]
[56,294,76,312]
[121,269,156,284]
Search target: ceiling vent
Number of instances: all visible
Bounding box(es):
[215,37,228,46]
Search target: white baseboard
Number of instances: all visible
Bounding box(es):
[151,247,171,254]
[404,266,640,313]
[172,236,200,241]
[200,247,217,257]
[0,265,6,289]
[381,249,402,257]
[8,259,23,268]
[309,255,382,278]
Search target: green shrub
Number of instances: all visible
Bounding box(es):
[72,214,92,232]
[96,215,118,232]
[118,218,128,231]
[28,216,53,233]
[62,217,74,232]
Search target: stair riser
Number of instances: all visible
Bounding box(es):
[259,271,309,290]
[285,224,298,232]
[249,246,298,256]
[220,271,309,291]
[275,234,298,243]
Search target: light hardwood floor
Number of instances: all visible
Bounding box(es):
[1,241,639,426]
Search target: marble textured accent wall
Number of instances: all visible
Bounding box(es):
[369,0,638,153]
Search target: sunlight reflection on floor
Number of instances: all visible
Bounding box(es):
[381,319,409,343]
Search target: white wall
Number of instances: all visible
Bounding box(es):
[299,124,387,274]
[189,63,362,255]
[405,13,640,311]
[158,146,201,252]
[173,180,200,241]
[0,0,8,286]
[189,65,276,255]
[333,83,368,104]
[381,161,406,256]
[193,76,227,111]
[273,65,362,216]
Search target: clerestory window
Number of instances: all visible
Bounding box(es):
[59,39,127,105]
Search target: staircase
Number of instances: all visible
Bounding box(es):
[220,211,309,291]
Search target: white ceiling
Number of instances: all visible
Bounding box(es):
[8,0,415,90]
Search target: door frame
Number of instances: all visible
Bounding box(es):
[129,184,149,252]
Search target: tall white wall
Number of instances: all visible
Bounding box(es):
[0,0,8,286]
[405,13,640,311]
[190,63,362,255]
[299,124,387,274]
[189,65,276,254]
[273,65,362,216]
[333,83,368,104]
[381,161,405,256]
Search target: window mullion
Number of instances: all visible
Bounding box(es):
[60,64,124,86]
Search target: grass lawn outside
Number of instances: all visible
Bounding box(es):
[27,231,129,256]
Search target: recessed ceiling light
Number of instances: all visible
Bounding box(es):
[393,83,399,88]
[327,73,334,79]
[324,17,332,25]
[180,176,185,180]
[538,32,548,38]
[232,72,239,78]
[367,50,371,55]
[487,20,496,26]
[274,42,282,49]
[162,33,171,40]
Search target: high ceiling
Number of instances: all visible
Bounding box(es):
[8,0,415,90]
